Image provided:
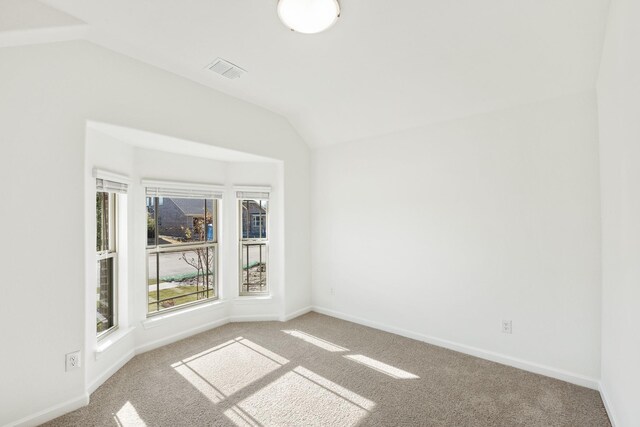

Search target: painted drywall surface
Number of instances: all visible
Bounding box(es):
[312,91,602,381]
[85,129,137,394]
[0,0,84,32]
[0,40,309,425]
[597,0,640,424]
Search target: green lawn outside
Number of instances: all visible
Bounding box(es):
[148,285,214,313]
[148,271,202,286]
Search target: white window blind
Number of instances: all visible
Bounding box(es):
[96,178,128,194]
[142,179,223,199]
[94,168,130,194]
[236,191,269,200]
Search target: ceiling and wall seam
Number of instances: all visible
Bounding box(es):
[17,0,611,149]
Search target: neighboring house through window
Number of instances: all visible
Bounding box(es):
[238,191,269,296]
[251,213,266,232]
[145,181,222,315]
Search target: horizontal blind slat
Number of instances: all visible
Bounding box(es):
[236,191,269,200]
[145,186,223,199]
[96,178,128,194]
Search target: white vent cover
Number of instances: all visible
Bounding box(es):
[206,58,247,80]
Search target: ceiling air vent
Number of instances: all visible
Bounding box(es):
[206,58,247,80]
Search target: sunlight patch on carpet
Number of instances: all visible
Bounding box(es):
[224,366,374,426]
[344,354,419,379]
[282,330,349,352]
[171,337,289,403]
[114,401,146,427]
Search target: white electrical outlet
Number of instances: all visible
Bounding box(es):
[330,287,335,296]
[66,351,81,371]
[502,320,513,334]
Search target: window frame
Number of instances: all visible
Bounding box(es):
[238,196,270,296]
[145,194,220,317]
[96,190,118,339]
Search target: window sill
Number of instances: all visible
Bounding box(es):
[142,299,227,330]
[233,295,273,304]
[95,326,135,360]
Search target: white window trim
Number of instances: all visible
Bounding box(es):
[237,186,271,297]
[144,179,223,317]
[95,174,128,341]
[95,326,135,360]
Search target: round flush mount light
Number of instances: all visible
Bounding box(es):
[277,0,340,34]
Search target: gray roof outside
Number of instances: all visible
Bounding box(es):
[244,200,267,214]
[171,198,208,216]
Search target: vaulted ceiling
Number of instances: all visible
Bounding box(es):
[34,0,611,147]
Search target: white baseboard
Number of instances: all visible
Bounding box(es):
[16,306,600,426]
[88,349,136,395]
[136,309,306,354]
[281,305,312,321]
[135,316,231,355]
[312,305,599,390]
[598,381,618,427]
[10,393,89,427]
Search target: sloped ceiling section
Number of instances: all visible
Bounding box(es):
[36,0,610,147]
[0,0,86,46]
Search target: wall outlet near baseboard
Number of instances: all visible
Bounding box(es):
[502,320,512,334]
[66,351,81,371]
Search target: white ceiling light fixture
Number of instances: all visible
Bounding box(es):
[277,0,340,34]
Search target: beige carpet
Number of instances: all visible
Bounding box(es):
[45,312,610,426]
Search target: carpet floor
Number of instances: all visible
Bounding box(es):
[45,312,610,426]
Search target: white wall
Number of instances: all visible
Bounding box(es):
[597,0,640,424]
[84,129,137,395]
[0,40,310,426]
[312,91,602,386]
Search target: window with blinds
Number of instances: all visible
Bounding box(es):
[143,180,222,315]
[94,171,128,338]
[237,190,270,296]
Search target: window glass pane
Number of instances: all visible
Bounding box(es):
[147,253,158,313]
[96,258,114,334]
[96,192,110,252]
[148,247,216,313]
[157,197,213,245]
[241,243,267,293]
[146,192,218,315]
[146,197,156,246]
[205,199,215,242]
[241,199,268,239]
